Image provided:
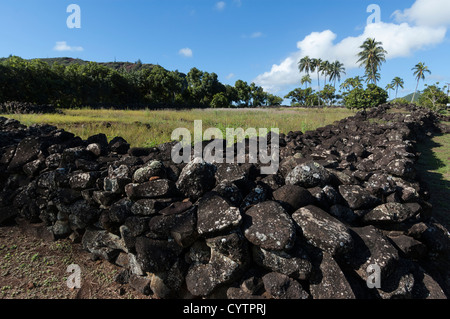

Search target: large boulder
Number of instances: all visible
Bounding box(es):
[272,184,314,213]
[197,193,242,236]
[175,158,217,201]
[7,137,43,172]
[292,205,353,257]
[186,232,248,297]
[243,201,296,251]
[134,236,183,273]
[309,252,356,299]
[132,160,166,183]
[285,161,331,188]
[362,202,418,226]
[348,226,400,283]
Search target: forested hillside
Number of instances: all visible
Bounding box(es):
[0,56,282,109]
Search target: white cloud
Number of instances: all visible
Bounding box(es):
[179,47,193,58]
[53,41,83,52]
[254,21,446,93]
[215,1,226,11]
[242,31,264,39]
[250,32,263,38]
[393,0,450,27]
[226,73,235,79]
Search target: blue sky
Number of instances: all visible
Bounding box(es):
[1,0,450,100]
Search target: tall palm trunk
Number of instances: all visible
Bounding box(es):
[412,80,419,103]
[317,70,321,107]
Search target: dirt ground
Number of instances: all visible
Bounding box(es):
[0,224,150,299]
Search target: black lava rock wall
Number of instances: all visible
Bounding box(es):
[0,104,449,299]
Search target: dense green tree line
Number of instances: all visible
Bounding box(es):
[0,56,282,109]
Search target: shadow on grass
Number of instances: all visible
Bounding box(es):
[415,132,450,231]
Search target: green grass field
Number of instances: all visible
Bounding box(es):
[5,107,355,148]
[416,132,450,228]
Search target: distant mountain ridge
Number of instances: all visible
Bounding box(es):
[401,92,421,103]
[42,57,155,73]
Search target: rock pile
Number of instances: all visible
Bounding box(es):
[0,104,449,299]
[0,101,61,114]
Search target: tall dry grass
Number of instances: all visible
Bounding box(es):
[6,107,355,147]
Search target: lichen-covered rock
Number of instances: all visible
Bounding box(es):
[292,205,353,257]
[197,193,242,236]
[104,164,131,194]
[130,198,171,216]
[7,137,43,172]
[109,198,133,224]
[285,161,331,188]
[132,160,166,183]
[175,158,217,200]
[215,163,249,186]
[92,191,120,207]
[365,173,396,196]
[348,225,399,282]
[212,181,243,207]
[262,272,310,299]
[169,207,198,248]
[82,228,127,261]
[362,202,417,225]
[67,200,100,231]
[185,249,242,297]
[252,246,312,280]
[69,171,100,190]
[125,179,177,199]
[309,252,356,299]
[240,184,269,211]
[386,159,415,179]
[338,185,381,210]
[205,231,249,265]
[243,201,296,251]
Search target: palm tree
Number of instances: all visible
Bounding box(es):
[320,60,331,87]
[364,71,380,85]
[412,62,431,103]
[391,77,404,99]
[356,38,387,86]
[385,83,395,100]
[298,56,314,75]
[329,61,346,88]
[340,76,363,92]
[311,58,323,106]
[301,74,312,89]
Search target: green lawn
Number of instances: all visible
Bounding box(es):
[4,107,355,148]
[416,131,450,228]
